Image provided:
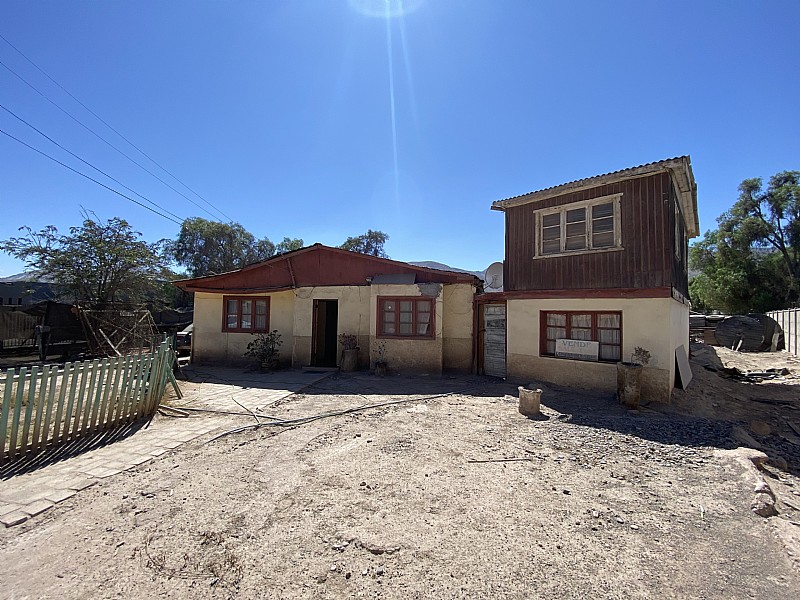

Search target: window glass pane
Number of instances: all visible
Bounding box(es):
[417,300,431,313]
[541,239,561,254]
[241,300,252,314]
[399,323,412,335]
[399,301,412,312]
[542,213,560,227]
[547,326,566,341]
[226,299,238,328]
[546,340,556,355]
[593,216,614,233]
[599,345,621,361]
[566,208,585,223]
[592,202,613,218]
[593,232,614,248]
[598,329,620,344]
[227,314,237,328]
[597,313,620,328]
[255,300,267,315]
[565,236,587,251]
[417,322,430,335]
[546,313,566,327]
[571,328,592,341]
[255,315,267,330]
[383,301,395,313]
[566,222,585,237]
[399,311,413,323]
[571,314,591,328]
[542,226,560,241]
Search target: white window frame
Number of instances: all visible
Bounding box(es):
[534,193,623,258]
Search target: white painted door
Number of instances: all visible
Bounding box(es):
[483,304,506,378]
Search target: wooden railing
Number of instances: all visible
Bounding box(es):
[768,308,800,358]
[0,339,177,464]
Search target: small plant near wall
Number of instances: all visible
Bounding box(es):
[338,333,358,350]
[244,330,282,370]
[374,340,388,376]
[630,346,651,367]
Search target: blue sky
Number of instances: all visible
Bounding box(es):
[1,0,798,277]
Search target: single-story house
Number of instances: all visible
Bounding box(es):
[174,244,481,373]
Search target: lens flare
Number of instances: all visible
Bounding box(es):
[348,0,425,19]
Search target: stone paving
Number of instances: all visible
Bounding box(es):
[0,366,331,528]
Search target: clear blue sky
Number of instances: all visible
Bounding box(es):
[1,0,798,277]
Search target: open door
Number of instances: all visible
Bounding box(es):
[311,299,339,367]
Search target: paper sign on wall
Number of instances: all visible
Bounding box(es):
[555,339,599,361]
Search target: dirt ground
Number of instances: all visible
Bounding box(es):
[2,345,800,599]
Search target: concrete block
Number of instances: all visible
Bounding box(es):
[1,512,29,527]
[21,499,54,517]
[44,489,77,504]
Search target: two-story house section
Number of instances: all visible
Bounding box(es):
[488,156,699,403]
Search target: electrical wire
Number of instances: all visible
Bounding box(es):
[0,58,229,222]
[0,32,232,222]
[0,103,185,223]
[0,128,183,225]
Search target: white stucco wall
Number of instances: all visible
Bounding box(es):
[506,296,687,403]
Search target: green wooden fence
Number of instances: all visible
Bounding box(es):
[0,339,177,465]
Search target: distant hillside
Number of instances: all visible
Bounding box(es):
[409,261,485,281]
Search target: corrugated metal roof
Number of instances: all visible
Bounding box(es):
[491,156,691,207]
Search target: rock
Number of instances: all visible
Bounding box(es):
[731,427,764,450]
[749,420,772,436]
[770,456,789,471]
[376,566,385,576]
[316,573,328,584]
[752,492,778,517]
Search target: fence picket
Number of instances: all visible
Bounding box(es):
[39,367,59,451]
[1,368,15,462]
[30,365,50,452]
[9,367,28,457]
[20,366,40,452]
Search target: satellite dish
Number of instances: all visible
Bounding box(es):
[483,262,504,290]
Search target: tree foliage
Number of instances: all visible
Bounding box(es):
[339,229,389,257]
[275,237,304,254]
[168,217,275,277]
[689,171,799,313]
[0,216,168,307]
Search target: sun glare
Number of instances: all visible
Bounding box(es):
[348,0,425,19]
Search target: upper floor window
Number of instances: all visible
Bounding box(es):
[223,296,269,332]
[536,194,622,257]
[378,297,434,339]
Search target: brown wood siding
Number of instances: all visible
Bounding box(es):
[504,172,675,292]
[670,181,690,298]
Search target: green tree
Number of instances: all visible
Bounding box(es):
[339,229,389,257]
[689,170,799,312]
[275,237,304,254]
[168,217,275,277]
[0,216,168,307]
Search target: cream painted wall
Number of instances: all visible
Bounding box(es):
[369,283,444,373]
[442,283,475,371]
[506,297,688,403]
[192,290,295,366]
[292,286,371,367]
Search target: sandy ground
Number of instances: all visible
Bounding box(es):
[2,346,800,599]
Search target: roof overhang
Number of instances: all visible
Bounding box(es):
[490,156,700,238]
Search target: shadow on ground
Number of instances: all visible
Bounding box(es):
[1,419,148,480]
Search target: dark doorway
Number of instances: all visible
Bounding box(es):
[311,299,339,367]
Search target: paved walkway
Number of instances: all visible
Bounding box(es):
[0,367,331,528]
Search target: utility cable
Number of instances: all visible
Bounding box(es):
[0,128,183,226]
[0,58,229,222]
[1,103,185,223]
[0,32,231,222]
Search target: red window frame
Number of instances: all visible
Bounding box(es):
[222,296,270,333]
[377,297,435,339]
[539,311,622,362]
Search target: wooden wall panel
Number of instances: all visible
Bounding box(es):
[505,172,675,292]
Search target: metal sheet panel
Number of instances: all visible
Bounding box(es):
[483,304,506,378]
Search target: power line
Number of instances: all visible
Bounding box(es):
[0,103,185,223]
[0,57,231,222]
[0,128,183,226]
[0,32,230,222]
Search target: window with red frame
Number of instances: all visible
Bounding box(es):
[378,297,434,338]
[223,296,269,332]
[540,311,621,361]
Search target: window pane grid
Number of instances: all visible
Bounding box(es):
[538,197,619,256]
[379,297,434,338]
[542,311,621,363]
[223,297,270,332]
